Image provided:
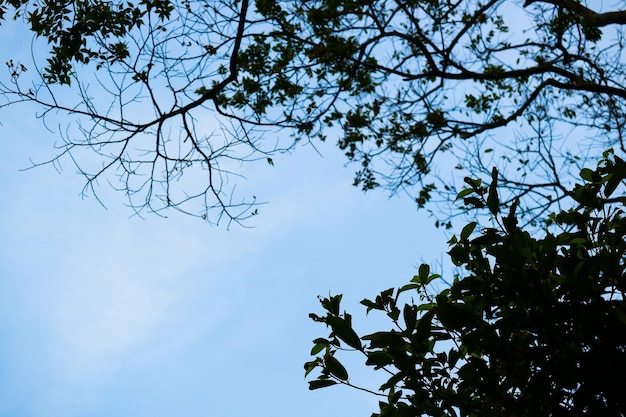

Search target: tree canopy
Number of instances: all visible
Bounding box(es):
[305,151,626,416]
[2,0,626,224]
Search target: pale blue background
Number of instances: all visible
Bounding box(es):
[0,3,609,414]
[0,87,447,417]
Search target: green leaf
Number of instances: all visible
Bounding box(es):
[418,263,430,282]
[411,263,440,285]
[327,316,362,349]
[310,342,327,355]
[308,379,337,390]
[460,222,477,241]
[389,389,403,404]
[325,354,349,380]
[580,167,594,182]
[604,157,626,197]
[304,359,320,377]
[403,304,418,332]
[455,187,474,201]
[398,283,419,293]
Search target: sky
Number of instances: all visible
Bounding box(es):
[0,59,449,417]
[0,3,553,416]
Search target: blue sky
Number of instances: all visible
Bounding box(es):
[0,89,448,417]
[0,4,551,416]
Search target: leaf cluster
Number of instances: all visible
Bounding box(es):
[241,0,626,223]
[1,0,174,84]
[2,0,626,224]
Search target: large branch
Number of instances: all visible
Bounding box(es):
[524,0,626,27]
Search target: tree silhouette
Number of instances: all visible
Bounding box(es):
[1,0,625,225]
[305,151,626,416]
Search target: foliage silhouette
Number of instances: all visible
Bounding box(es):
[306,151,626,416]
[1,0,626,224]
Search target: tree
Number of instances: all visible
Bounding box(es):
[304,151,626,416]
[1,0,625,224]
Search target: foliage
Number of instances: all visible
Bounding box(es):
[1,0,626,224]
[2,0,174,84]
[249,0,626,224]
[305,151,626,416]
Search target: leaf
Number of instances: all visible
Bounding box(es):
[320,294,342,315]
[327,316,362,349]
[463,177,482,188]
[470,231,503,246]
[380,372,405,391]
[310,342,327,355]
[360,298,381,313]
[503,199,519,233]
[362,331,406,348]
[308,379,337,390]
[403,304,418,332]
[366,351,394,368]
[580,167,594,182]
[437,302,476,330]
[398,283,419,293]
[604,157,626,197]
[325,354,349,380]
[448,245,469,266]
[463,196,484,208]
[418,263,430,282]
[304,359,320,377]
[455,187,474,201]
[460,221,477,241]
[410,272,440,285]
[487,167,499,215]
[389,389,403,404]
[448,348,462,369]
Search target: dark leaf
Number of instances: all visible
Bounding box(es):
[327,316,362,349]
[325,354,349,381]
[366,351,395,368]
[455,187,474,201]
[310,342,327,356]
[487,167,499,215]
[308,379,338,390]
[460,222,477,241]
[580,168,594,182]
